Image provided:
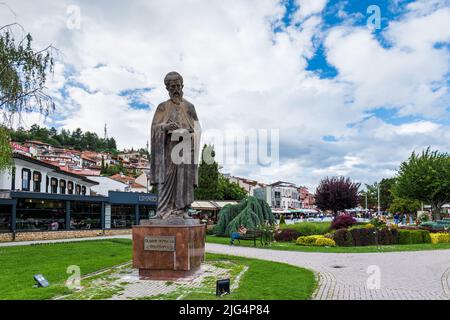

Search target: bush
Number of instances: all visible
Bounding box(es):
[430,233,450,244]
[279,215,286,225]
[398,230,431,244]
[359,227,377,246]
[333,229,353,247]
[274,229,300,242]
[281,222,330,236]
[296,235,335,247]
[315,238,336,247]
[377,228,395,245]
[296,235,323,246]
[349,227,398,246]
[331,214,356,230]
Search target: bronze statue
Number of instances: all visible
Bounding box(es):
[150,72,201,219]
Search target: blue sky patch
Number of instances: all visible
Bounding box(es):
[119,88,152,110]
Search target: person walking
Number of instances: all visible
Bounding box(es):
[393,213,399,225]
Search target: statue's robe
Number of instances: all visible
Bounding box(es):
[150,99,200,218]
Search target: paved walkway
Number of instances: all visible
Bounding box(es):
[0,235,132,247]
[2,236,449,300]
[206,243,450,300]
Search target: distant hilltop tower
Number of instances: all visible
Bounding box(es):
[104,122,108,140]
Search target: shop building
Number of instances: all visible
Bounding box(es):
[0,154,157,242]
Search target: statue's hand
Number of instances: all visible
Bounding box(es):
[164,122,179,131]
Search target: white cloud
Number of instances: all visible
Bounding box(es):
[2,0,449,190]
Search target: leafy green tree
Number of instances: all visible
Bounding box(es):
[218,175,247,201]
[362,178,396,210]
[0,126,12,171]
[388,197,421,215]
[0,24,55,122]
[0,23,55,169]
[194,144,221,200]
[392,147,450,220]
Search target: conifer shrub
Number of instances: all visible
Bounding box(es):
[214,197,275,236]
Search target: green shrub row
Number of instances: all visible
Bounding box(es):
[332,228,431,246]
[398,229,431,244]
[280,222,330,236]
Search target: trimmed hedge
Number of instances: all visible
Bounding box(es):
[274,229,300,242]
[334,227,400,246]
[398,230,431,244]
[333,229,353,247]
[281,222,330,236]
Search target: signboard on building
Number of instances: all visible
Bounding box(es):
[139,195,157,202]
[144,236,175,251]
[104,204,111,229]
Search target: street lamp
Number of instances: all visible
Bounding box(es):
[377,183,380,216]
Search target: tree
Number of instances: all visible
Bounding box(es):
[362,178,396,210]
[194,144,221,200]
[0,22,55,168]
[388,197,421,215]
[218,175,247,201]
[315,176,361,217]
[214,197,275,236]
[0,126,12,171]
[392,148,450,220]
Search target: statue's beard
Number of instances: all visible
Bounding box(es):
[170,92,183,104]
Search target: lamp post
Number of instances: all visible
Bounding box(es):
[377,183,380,216]
[365,193,368,212]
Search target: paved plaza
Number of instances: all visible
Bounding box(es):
[206,243,450,300]
[2,236,449,300]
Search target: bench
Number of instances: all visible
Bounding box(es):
[237,229,264,247]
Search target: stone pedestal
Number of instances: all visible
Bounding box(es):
[132,218,205,280]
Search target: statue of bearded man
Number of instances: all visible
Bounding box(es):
[150,72,201,219]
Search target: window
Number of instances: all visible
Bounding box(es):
[46,176,49,193]
[81,186,86,195]
[139,205,156,220]
[68,181,74,195]
[0,206,11,232]
[21,169,31,191]
[60,180,66,194]
[70,202,101,230]
[75,184,81,195]
[15,199,66,231]
[111,205,136,229]
[33,171,42,192]
[50,178,58,194]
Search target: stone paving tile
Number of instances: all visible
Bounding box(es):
[108,262,238,300]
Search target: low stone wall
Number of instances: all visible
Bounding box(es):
[0,229,132,243]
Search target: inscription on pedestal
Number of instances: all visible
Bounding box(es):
[144,236,176,251]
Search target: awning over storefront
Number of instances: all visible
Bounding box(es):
[190,200,239,211]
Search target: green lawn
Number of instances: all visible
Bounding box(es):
[0,239,132,300]
[184,254,315,300]
[206,235,450,253]
[0,239,316,300]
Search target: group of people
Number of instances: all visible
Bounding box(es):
[393,213,414,225]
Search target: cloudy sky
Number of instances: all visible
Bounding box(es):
[1,0,449,190]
